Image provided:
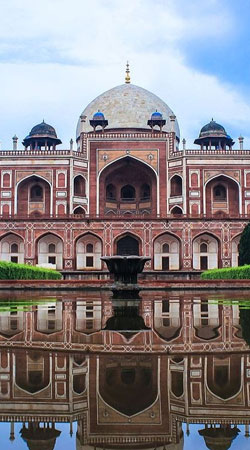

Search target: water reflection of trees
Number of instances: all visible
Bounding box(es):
[239,307,250,346]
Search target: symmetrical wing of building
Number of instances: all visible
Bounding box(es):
[0,68,248,274]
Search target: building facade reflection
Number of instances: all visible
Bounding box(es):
[0,291,249,449]
[0,291,246,354]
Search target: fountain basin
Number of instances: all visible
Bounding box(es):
[101,256,151,285]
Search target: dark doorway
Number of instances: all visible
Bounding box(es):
[11,256,18,263]
[200,256,208,270]
[117,236,139,256]
[162,256,169,270]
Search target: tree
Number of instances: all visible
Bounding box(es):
[239,222,250,265]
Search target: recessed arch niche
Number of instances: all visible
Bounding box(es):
[116,234,140,256]
[37,233,63,270]
[99,156,157,216]
[17,176,51,216]
[205,175,239,217]
[99,355,158,416]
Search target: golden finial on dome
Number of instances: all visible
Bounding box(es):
[125,61,131,84]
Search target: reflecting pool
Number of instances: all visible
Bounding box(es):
[0,289,249,449]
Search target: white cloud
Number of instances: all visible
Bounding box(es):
[0,0,249,149]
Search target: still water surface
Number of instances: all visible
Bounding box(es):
[0,289,249,449]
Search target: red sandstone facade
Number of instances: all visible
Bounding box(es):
[0,80,248,274]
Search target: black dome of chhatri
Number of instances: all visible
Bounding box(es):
[29,120,58,138]
[194,118,234,148]
[23,120,62,148]
[199,119,226,137]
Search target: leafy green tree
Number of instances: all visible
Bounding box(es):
[239,222,250,266]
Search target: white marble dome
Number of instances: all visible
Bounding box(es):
[76,83,180,139]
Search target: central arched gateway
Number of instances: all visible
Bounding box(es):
[99,156,157,216]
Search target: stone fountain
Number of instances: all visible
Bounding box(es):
[101,255,151,335]
[101,255,150,298]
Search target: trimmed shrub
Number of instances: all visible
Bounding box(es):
[0,261,61,280]
[239,222,250,266]
[201,265,250,280]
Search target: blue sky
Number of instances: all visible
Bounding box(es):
[0,423,249,449]
[0,0,250,148]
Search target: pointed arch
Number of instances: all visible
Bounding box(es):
[98,155,159,216]
[170,206,183,216]
[74,174,86,197]
[15,351,50,395]
[114,232,142,256]
[153,232,181,270]
[36,232,63,270]
[192,232,220,269]
[73,206,86,215]
[153,299,181,341]
[0,232,24,264]
[206,355,242,401]
[170,174,183,197]
[204,174,241,216]
[15,174,52,216]
[75,232,102,270]
[98,355,159,416]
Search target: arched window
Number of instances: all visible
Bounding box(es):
[162,243,170,253]
[170,176,182,197]
[74,176,85,196]
[11,243,18,253]
[58,173,65,188]
[106,184,116,200]
[30,185,43,201]
[200,243,208,253]
[74,207,85,215]
[3,173,10,188]
[214,184,226,201]
[140,183,150,200]
[48,243,56,253]
[191,173,198,187]
[121,185,135,200]
[171,206,183,216]
[86,243,94,253]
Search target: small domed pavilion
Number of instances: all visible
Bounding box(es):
[22,120,62,150]
[194,119,234,150]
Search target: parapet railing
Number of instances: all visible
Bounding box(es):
[0,149,83,157]
[1,147,250,158]
[0,213,249,221]
[171,148,250,157]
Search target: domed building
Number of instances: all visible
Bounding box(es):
[76,82,180,138]
[0,65,248,274]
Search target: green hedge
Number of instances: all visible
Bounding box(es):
[0,261,61,280]
[201,265,250,280]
